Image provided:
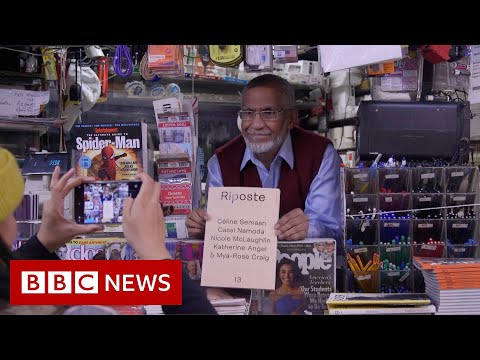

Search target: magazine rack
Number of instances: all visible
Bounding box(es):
[344,166,480,293]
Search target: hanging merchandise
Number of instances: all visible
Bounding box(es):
[420,45,452,64]
[96,56,109,102]
[208,45,243,67]
[69,56,82,105]
[243,45,273,72]
[273,45,298,64]
[367,61,395,76]
[41,48,58,81]
[114,45,134,77]
[194,45,219,78]
[63,62,101,131]
[147,45,184,76]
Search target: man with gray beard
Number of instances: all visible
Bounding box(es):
[187,74,343,242]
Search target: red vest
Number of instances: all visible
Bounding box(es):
[216,126,332,217]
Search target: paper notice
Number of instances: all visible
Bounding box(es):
[0,89,50,116]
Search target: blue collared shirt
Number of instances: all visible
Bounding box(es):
[206,132,343,240]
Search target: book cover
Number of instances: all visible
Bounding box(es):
[261,239,337,315]
[72,122,147,180]
[200,186,280,290]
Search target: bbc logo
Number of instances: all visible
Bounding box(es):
[10,260,182,305]
[21,271,99,294]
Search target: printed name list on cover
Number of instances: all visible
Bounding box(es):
[201,187,280,290]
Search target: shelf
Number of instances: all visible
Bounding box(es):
[0,117,67,132]
[327,117,358,128]
[0,70,45,79]
[112,71,322,97]
[0,70,45,86]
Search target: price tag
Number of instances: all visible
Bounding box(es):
[356,274,371,281]
[384,222,400,228]
[387,271,400,277]
[386,246,401,252]
[354,173,368,179]
[385,174,399,179]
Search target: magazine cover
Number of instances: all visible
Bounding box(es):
[73,122,147,180]
[261,239,336,315]
[123,243,140,260]
[105,241,127,260]
[165,240,204,281]
[56,238,122,260]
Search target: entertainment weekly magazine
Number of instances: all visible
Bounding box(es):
[73,122,147,180]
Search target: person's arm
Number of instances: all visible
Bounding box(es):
[123,173,217,315]
[162,271,217,315]
[12,235,59,260]
[304,144,344,240]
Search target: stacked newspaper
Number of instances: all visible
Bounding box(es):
[143,305,166,315]
[414,257,480,314]
[206,288,250,315]
[142,288,250,315]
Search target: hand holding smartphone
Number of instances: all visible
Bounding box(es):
[74,181,142,224]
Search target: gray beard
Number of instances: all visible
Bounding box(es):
[243,130,288,154]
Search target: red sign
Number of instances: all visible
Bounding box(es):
[10,260,182,305]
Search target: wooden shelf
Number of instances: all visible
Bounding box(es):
[0,70,45,86]
[0,70,45,79]
[0,116,66,132]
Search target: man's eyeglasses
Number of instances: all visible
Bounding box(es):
[238,109,293,122]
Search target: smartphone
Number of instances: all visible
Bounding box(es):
[74,181,142,224]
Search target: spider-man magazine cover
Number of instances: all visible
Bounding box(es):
[72,122,147,180]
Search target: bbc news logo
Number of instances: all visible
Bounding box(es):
[10,260,182,305]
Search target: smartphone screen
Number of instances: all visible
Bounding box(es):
[74,181,141,224]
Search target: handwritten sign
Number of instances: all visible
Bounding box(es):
[0,89,50,116]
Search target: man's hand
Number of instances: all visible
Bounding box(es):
[37,167,104,252]
[186,208,209,239]
[123,173,171,260]
[274,208,309,241]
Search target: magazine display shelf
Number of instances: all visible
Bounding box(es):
[344,166,480,293]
